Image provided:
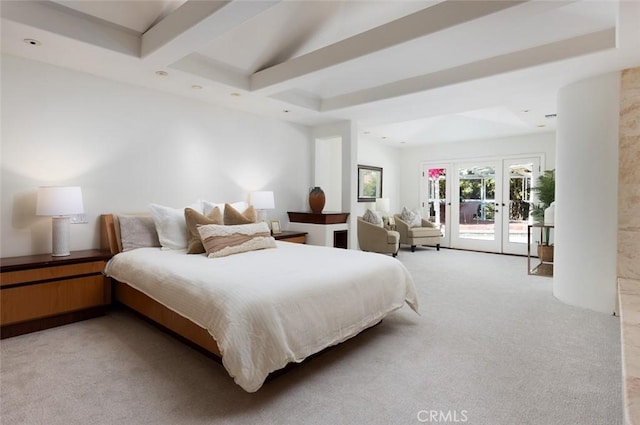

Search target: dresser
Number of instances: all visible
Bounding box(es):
[0,249,113,338]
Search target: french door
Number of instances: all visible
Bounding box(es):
[422,157,540,255]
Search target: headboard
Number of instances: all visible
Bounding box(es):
[100,214,121,255]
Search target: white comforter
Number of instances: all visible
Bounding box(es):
[104,241,418,392]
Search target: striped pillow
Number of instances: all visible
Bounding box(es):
[198,222,276,258]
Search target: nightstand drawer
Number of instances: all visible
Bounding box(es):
[281,236,306,244]
[273,231,307,244]
[1,275,108,325]
[0,250,112,338]
[0,261,105,287]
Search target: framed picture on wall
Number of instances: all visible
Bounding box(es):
[357,165,383,202]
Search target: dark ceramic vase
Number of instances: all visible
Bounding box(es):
[309,187,326,213]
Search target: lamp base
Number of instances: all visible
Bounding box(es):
[51,216,71,256]
[257,210,267,223]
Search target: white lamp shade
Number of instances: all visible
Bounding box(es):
[376,197,390,213]
[36,186,84,216]
[250,191,275,210]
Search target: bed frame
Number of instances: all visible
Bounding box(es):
[100,214,221,358]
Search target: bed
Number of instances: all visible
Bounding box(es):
[100,213,418,392]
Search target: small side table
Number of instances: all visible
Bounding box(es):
[273,231,307,244]
[527,224,554,277]
[1,249,113,338]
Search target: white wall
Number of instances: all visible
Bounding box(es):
[357,136,402,216]
[554,72,620,314]
[398,132,556,210]
[314,136,342,212]
[312,121,359,248]
[1,55,312,257]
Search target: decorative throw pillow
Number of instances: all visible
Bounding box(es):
[184,207,223,254]
[224,204,257,225]
[400,206,422,228]
[149,202,201,250]
[362,209,383,227]
[203,200,248,216]
[117,214,161,251]
[198,222,276,258]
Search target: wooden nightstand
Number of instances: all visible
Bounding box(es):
[0,249,113,338]
[273,231,307,244]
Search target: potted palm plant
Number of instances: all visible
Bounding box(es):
[531,169,555,262]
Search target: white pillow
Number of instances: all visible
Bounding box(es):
[362,209,383,227]
[149,202,201,250]
[203,200,248,216]
[400,207,422,228]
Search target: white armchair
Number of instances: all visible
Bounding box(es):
[394,214,442,252]
[357,217,400,257]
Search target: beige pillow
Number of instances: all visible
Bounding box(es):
[184,207,223,254]
[198,222,276,258]
[224,204,257,225]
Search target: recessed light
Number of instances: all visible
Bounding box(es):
[363,131,371,135]
[381,136,387,140]
[522,109,530,113]
[155,70,168,77]
[283,110,290,113]
[230,92,241,97]
[191,85,202,90]
[23,39,41,46]
[537,124,546,128]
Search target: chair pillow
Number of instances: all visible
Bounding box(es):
[198,222,276,258]
[400,207,422,228]
[363,209,383,227]
[184,207,223,254]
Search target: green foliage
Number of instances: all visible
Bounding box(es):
[530,169,555,224]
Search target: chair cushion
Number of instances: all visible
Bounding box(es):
[408,227,441,238]
[387,231,400,244]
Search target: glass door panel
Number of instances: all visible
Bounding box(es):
[502,157,540,255]
[422,164,451,247]
[452,162,502,253]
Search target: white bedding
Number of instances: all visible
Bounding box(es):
[104,241,419,392]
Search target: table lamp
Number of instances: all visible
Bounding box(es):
[36,186,84,256]
[376,197,390,214]
[250,191,275,223]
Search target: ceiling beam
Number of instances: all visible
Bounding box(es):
[321,29,616,112]
[250,0,530,92]
[141,0,280,67]
[0,1,140,57]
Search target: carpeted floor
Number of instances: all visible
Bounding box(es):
[0,248,622,425]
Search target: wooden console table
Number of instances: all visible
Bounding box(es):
[287,212,350,224]
[287,212,350,248]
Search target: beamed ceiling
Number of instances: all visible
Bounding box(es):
[2,0,639,146]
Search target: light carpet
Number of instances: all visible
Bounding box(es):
[0,248,622,425]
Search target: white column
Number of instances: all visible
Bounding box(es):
[554,72,620,314]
